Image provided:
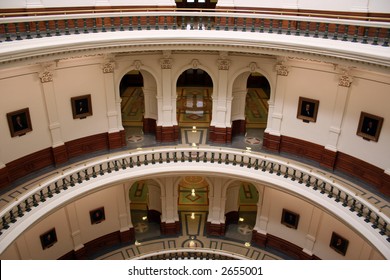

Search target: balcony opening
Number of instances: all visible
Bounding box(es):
[120,70,157,146]
[129,180,162,242]
[176,68,213,144]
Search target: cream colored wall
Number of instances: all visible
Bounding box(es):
[0,72,52,164]
[54,63,109,141]
[280,65,337,144]
[338,73,390,168]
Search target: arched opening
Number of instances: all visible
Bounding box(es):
[224,182,259,243]
[231,72,271,149]
[129,180,162,241]
[176,69,213,145]
[178,176,209,243]
[175,0,217,9]
[120,70,157,146]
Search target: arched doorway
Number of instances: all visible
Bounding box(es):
[129,180,162,241]
[224,181,259,243]
[120,70,158,146]
[231,72,271,148]
[177,176,209,244]
[176,69,213,145]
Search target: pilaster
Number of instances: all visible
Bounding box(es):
[65,203,85,259]
[323,68,352,169]
[116,183,134,243]
[302,207,322,256]
[39,64,68,165]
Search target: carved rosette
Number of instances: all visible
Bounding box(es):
[39,71,53,83]
[160,58,173,69]
[102,62,115,73]
[133,60,142,71]
[191,59,200,69]
[338,74,353,87]
[249,62,257,73]
[217,59,231,70]
[275,63,289,76]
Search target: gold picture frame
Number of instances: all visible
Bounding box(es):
[6,108,33,137]
[71,94,93,119]
[297,97,320,123]
[356,112,384,142]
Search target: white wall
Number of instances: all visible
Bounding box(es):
[0,72,52,163]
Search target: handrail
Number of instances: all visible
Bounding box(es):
[0,7,389,22]
[0,9,388,49]
[0,146,388,257]
[130,248,249,260]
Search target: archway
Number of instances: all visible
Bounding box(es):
[129,180,162,241]
[231,72,271,148]
[176,69,213,145]
[224,181,259,243]
[120,70,158,146]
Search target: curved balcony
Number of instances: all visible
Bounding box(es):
[0,145,389,258]
[0,9,389,68]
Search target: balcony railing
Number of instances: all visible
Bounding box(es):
[0,9,389,47]
[0,146,389,256]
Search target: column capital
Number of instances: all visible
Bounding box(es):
[102,61,115,73]
[217,59,231,70]
[275,63,289,76]
[39,63,55,83]
[160,58,173,69]
[338,73,353,87]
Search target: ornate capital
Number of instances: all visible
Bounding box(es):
[102,61,115,73]
[217,59,231,70]
[39,70,53,83]
[338,74,353,87]
[275,63,289,76]
[160,58,173,69]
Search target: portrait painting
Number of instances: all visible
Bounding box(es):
[71,94,93,119]
[90,207,105,224]
[356,112,383,142]
[6,108,33,137]
[281,209,300,229]
[329,232,349,256]
[40,228,57,250]
[297,97,320,123]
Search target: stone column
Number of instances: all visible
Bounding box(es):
[263,59,289,152]
[101,58,126,149]
[39,64,68,165]
[209,52,231,143]
[15,236,32,259]
[160,177,180,234]
[252,184,268,247]
[156,51,178,142]
[206,178,225,236]
[65,203,85,259]
[302,207,322,256]
[322,68,353,169]
[116,183,134,242]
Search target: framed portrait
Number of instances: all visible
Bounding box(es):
[40,228,57,250]
[6,108,33,137]
[297,97,320,123]
[329,232,349,256]
[71,94,92,119]
[356,112,384,142]
[281,209,300,229]
[90,207,105,224]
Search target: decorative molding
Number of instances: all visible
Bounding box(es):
[217,59,231,70]
[39,70,53,83]
[133,60,142,70]
[275,63,289,76]
[102,61,115,73]
[249,62,257,73]
[160,58,173,69]
[338,73,353,87]
[191,59,200,69]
